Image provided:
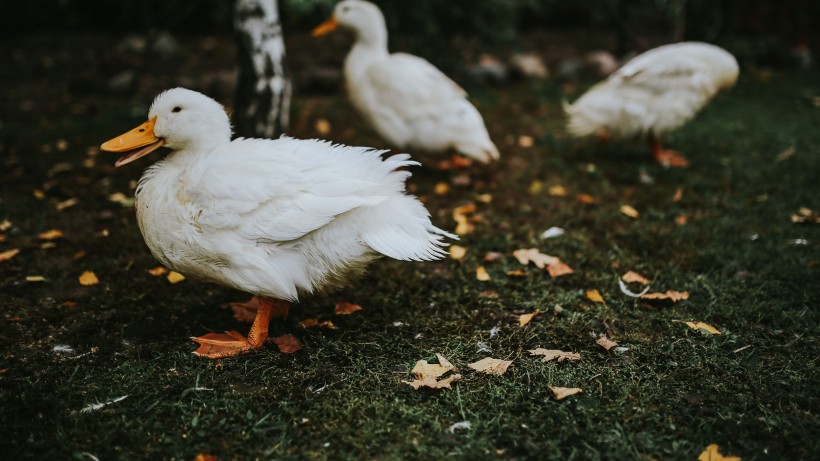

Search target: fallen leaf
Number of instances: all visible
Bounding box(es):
[314,118,331,136]
[675,214,688,225]
[468,357,513,376]
[452,203,477,235]
[0,249,20,263]
[540,226,565,239]
[26,275,47,283]
[61,301,80,308]
[108,192,135,207]
[56,198,79,211]
[546,261,574,278]
[148,266,168,276]
[475,193,492,203]
[436,353,455,370]
[166,271,185,284]
[621,271,650,285]
[596,334,618,351]
[193,454,218,461]
[672,187,684,202]
[33,189,45,199]
[38,229,64,240]
[548,185,567,196]
[528,180,543,194]
[678,321,721,335]
[483,251,503,262]
[577,194,596,204]
[78,271,99,286]
[449,245,467,260]
[476,266,491,281]
[0,220,11,232]
[433,182,450,196]
[620,205,639,218]
[506,269,527,277]
[436,156,473,170]
[790,207,820,223]
[335,301,363,315]
[40,242,57,249]
[270,334,301,353]
[410,359,454,379]
[698,444,741,461]
[518,309,541,327]
[72,251,87,261]
[641,291,689,302]
[585,289,605,304]
[775,147,796,162]
[528,349,581,363]
[0,234,6,242]
[298,318,337,329]
[402,373,461,390]
[518,135,534,147]
[549,386,583,400]
[513,248,558,268]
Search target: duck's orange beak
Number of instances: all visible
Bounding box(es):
[312,16,338,36]
[101,117,166,167]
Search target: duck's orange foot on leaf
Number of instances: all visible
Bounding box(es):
[192,331,257,358]
[653,149,690,168]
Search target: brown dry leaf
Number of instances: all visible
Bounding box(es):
[775,146,796,162]
[476,266,491,281]
[72,251,87,261]
[166,271,186,284]
[546,261,574,278]
[38,229,64,240]
[577,194,596,204]
[585,289,605,304]
[433,182,450,196]
[452,203,477,235]
[621,271,650,285]
[298,318,337,329]
[0,234,6,242]
[147,266,168,276]
[61,301,80,308]
[679,321,721,335]
[675,214,688,225]
[436,353,455,370]
[790,207,820,223]
[335,301,363,315]
[506,269,527,277]
[193,454,218,461]
[475,193,492,203]
[78,271,99,286]
[548,185,567,196]
[620,205,639,218]
[410,359,454,379]
[528,349,582,363]
[549,386,583,400]
[641,291,689,302]
[468,357,513,376]
[697,444,741,461]
[672,187,684,202]
[26,275,47,283]
[403,373,461,390]
[449,245,467,260]
[518,309,541,327]
[513,248,558,268]
[270,334,302,354]
[33,189,45,200]
[0,249,20,263]
[518,135,534,147]
[596,334,618,351]
[56,198,79,211]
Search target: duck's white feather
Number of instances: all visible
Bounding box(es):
[332,0,498,162]
[565,42,739,139]
[132,91,453,302]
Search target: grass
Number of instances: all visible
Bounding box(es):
[1,35,819,460]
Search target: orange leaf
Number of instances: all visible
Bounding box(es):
[0,249,20,263]
[166,271,185,284]
[528,349,581,363]
[468,357,513,376]
[147,266,168,276]
[549,386,583,400]
[596,334,618,351]
[621,271,650,285]
[641,291,689,302]
[78,271,99,286]
[298,318,337,329]
[271,334,301,354]
[38,229,64,240]
[577,194,596,204]
[697,444,741,461]
[546,261,574,278]
[585,289,605,304]
[194,454,218,461]
[483,251,503,262]
[620,205,639,218]
[518,309,541,327]
[476,266,491,281]
[335,301,363,315]
[672,187,684,202]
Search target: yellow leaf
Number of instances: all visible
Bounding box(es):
[38,229,64,240]
[528,180,543,195]
[147,266,168,276]
[0,249,20,263]
[449,245,467,260]
[679,321,721,335]
[621,271,650,285]
[56,198,79,211]
[166,271,185,284]
[476,266,491,281]
[314,118,331,136]
[334,301,363,315]
[506,269,527,277]
[433,182,450,196]
[641,291,689,302]
[518,309,541,327]
[26,275,47,283]
[528,349,581,363]
[596,334,618,351]
[518,135,534,147]
[475,193,492,203]
[698,444,741,461]
[403,373,461,390]
[468,357,513,376]
[585,289,605,304]
[548,185,567,197]
[549,386,583,400]
[0,220,12,232]
[620,205,639,218]
[78,271,99,286]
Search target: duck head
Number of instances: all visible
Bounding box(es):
[101,88,232,167]
[312,0,387,46]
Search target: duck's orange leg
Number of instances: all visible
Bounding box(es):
[193,297,288,359]
[229,295,290,323]
[649,134,689,167]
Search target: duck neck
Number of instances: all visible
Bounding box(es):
[346,34,389,81]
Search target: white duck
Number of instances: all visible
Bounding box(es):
[564,42,739,167]
[101,88,454,358]
[312,0,499,164]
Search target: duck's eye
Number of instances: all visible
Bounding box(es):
[172,106,182,113]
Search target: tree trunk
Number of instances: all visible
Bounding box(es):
[233,0,291,139]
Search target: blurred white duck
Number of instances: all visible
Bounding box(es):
[312,0,499,164]
[565,42,739,167]
[101,88,454,358]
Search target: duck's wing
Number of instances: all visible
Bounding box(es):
[183,139,407,243]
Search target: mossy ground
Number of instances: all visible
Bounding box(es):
[1,33,818,460]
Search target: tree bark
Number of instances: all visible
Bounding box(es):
[233,0,291,139]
